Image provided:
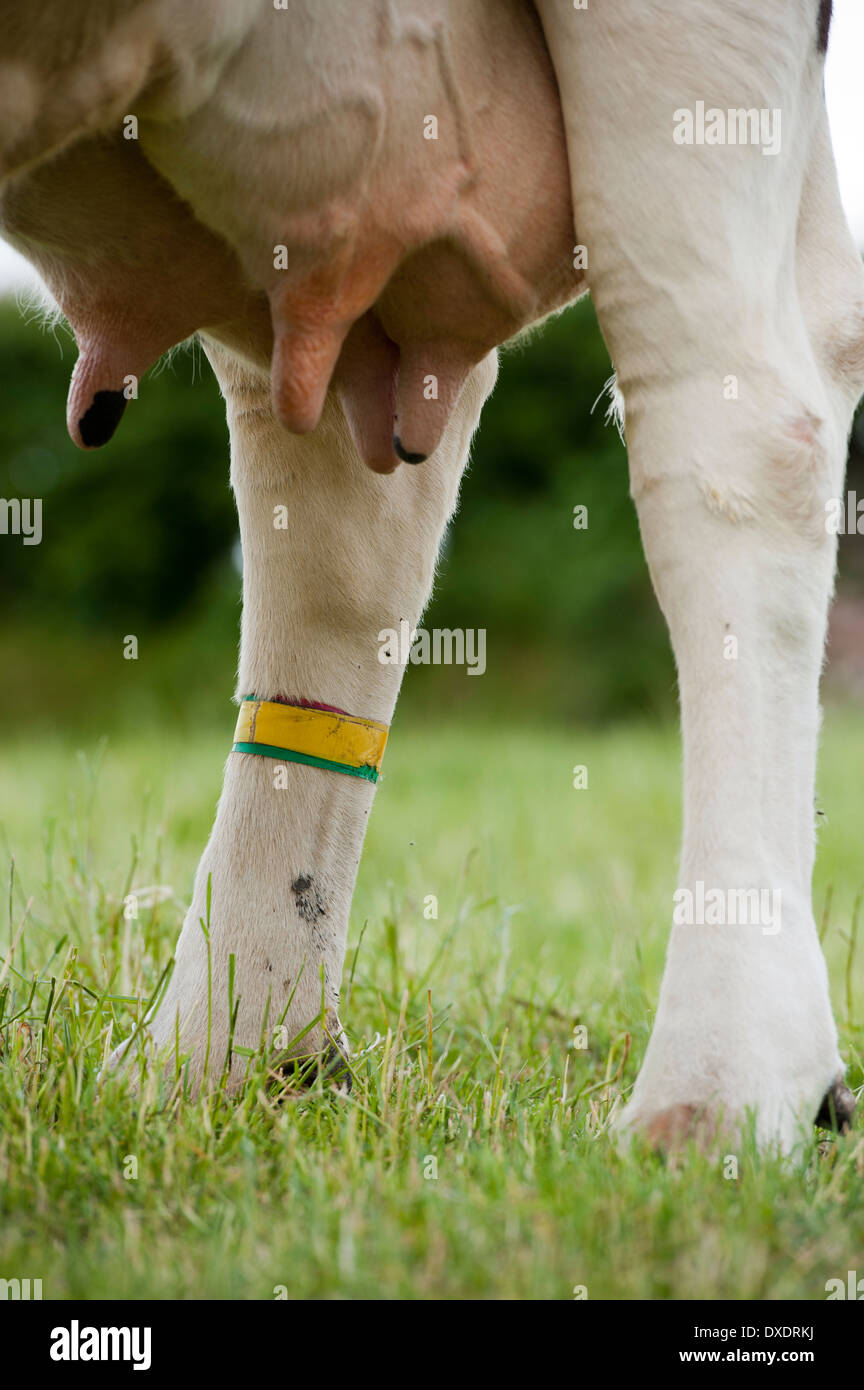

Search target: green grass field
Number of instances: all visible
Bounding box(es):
[0,713,862,1300]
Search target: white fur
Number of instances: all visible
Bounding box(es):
[1,0,862,1147]
[538,0,864,1148]
[111,345,497,1084]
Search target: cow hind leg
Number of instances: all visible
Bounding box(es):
[539,0,864,1151]
[107,344,496,1092]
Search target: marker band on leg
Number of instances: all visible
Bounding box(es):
[232,697,388,782]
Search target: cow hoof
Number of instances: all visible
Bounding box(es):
[274,1037,352,1095]
[104,1028,352,1099]
[318,1041,353,1093]
[814,1076,856,1132]
[629,1102,722,1154]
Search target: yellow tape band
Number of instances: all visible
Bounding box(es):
[232,698,388,782]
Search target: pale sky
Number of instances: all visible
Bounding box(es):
[0,1,862,294]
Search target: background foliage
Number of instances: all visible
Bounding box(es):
[2,272,864,1304]
[0,299,669,731]
[1,295,862,733]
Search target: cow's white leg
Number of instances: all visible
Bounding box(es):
[111,345,496,1089]
[539,0,864,1149]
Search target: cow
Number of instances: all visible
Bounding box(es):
[0,0,862,1153]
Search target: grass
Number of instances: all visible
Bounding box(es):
[0,712,862,1300]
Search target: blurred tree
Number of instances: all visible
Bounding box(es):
[0,307,232,626]
[0,295,791,726]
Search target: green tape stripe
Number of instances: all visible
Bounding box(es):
[232,741,379,782]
